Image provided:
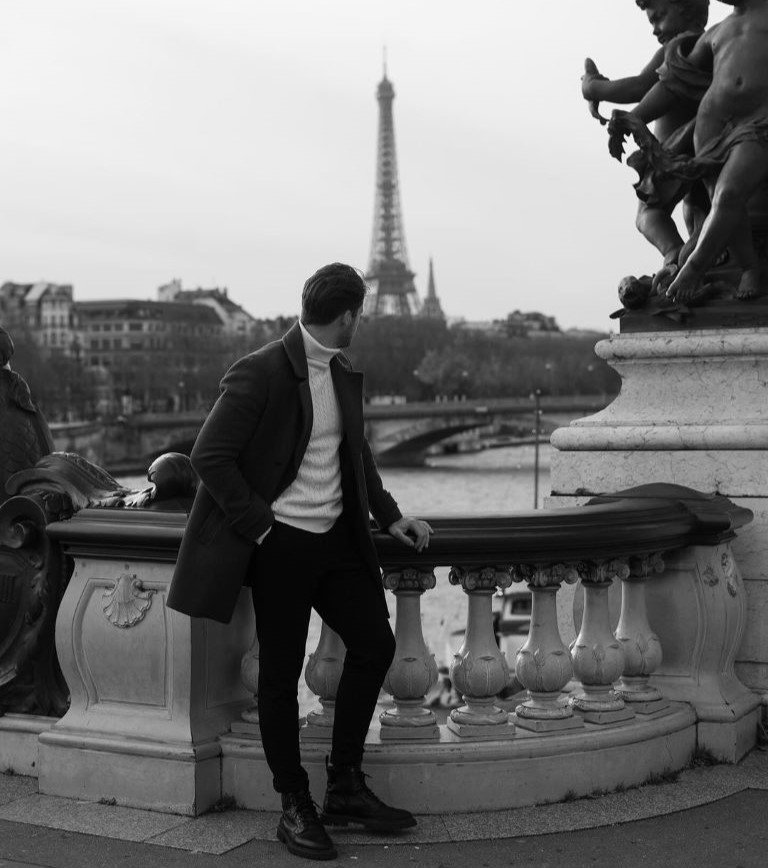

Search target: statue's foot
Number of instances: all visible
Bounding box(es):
[667,264,707,304]
[736,269,762,301]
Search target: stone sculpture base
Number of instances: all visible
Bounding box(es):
[220,706,695,813]
[550,325,764,760]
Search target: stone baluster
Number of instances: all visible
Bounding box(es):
[615,553,670,714]
[513,563,584,731]
[570,560,634,724]
[231,630,262,738]
[379,568,440,741]
[301,622,346,742]
[447,566,515,739]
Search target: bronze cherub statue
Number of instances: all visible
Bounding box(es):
[607,0,768,305]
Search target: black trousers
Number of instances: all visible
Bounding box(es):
[249,516,396,794]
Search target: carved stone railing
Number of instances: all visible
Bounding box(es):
[3,463,761,815]
[294,484,758,759]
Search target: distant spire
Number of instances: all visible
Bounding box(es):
[421,257,445,320]
[382,45,388,79]
[427,257,436,299]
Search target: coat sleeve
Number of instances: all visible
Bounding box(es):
[362,437,402,531]
[190,355,274,541]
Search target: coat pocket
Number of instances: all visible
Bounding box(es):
[196,507,227,545]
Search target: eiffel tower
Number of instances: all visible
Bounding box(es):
[364,59,420,317]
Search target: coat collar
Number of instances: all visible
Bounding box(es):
[282,320,356,379]
[281,321,308,380]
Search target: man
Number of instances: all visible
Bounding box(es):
[168,263,432,861]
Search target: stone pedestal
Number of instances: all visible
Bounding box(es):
[38,510,254,815]
[550,326,764,757]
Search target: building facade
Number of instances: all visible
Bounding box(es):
[0,281,77,355]
[75,299,225,411]
[157,279,257,337]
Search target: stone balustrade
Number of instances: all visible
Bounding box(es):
[0,482,760,814]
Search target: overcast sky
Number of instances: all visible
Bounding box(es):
[0,1,728,330]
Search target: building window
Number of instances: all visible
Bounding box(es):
[129,322,142,331]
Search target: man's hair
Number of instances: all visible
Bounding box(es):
[301,263,368,325]
[635,0,709,31]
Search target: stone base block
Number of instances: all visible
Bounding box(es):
[698,706,760,763]
[38,732,221,815]
[221,705,695,813]
[300,724,334,743]
[512,713,585,733]
[379,723,440,741]
[445,719,515,740]
[495,692,528,713]
[230,720,261,739]
[574,706,635,726]
[628,698,672,716]
[0,714,57,777]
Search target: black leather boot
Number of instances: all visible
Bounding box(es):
[277,789,337,861]
[321,760,417,832]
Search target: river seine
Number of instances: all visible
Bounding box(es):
[119,443,551,515]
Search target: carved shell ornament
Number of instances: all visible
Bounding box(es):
[102,573,153,627]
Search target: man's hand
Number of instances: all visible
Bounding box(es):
[387,516,433,553]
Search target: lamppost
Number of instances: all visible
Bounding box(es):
[532,388,542,509]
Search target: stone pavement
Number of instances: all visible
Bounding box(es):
[1,750,767,867]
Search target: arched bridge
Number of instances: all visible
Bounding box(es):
[363,396,609,465]
[52,396,610,471]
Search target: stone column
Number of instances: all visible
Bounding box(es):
[513,563,584,732]
[301,622,345,742]
[615,553,670,714]
[230,631,262,738]
[570,560,634,724]
[447,566,515,740]
[380,568,440,741]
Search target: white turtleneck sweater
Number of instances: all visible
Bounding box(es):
[269,321,344,534]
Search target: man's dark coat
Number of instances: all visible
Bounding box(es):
[167,322,402,624]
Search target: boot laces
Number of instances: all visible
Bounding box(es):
[357,771,385,805]
[293,791,322,823]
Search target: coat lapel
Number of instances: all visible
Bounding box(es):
[331,356,364,452]
[282,322,313,474]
